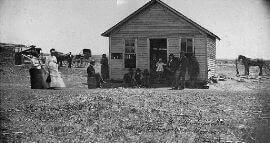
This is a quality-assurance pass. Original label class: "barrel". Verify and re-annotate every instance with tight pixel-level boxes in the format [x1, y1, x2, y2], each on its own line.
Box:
[29, 68, 44, 89]
[87, 76, 96, 89]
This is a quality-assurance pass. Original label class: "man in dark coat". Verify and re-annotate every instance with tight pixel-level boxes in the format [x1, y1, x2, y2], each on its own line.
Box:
[100, 54, 109, 80]
[188, 54, 200, 88]
[175, 51, 188, 90]
[167, 54, 180, 87]
[87, 60, 103, 88]
[67, 52, 73, 68]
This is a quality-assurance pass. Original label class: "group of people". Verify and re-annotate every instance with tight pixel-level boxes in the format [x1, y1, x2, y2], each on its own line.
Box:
[165, 51, 199, 90]
[23, 48, 66, 89]
[123, 68, 151, 88]
[26, 48, 198, 90]
[121, 51, 199, 90]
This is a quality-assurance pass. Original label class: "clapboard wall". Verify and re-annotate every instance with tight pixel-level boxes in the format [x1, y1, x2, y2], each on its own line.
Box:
[108, 2, 211, 81]
[207, 37, 216, 78]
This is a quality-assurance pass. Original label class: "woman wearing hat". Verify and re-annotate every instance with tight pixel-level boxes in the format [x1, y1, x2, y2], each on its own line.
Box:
[100, 54, 109, 80]
[22, 51, 48, 89]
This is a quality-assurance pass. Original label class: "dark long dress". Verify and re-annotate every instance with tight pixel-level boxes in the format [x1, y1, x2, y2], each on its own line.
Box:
[28, 56, 48, 89]
[29, 68, 47, 89]
[100, 57, 109, 80]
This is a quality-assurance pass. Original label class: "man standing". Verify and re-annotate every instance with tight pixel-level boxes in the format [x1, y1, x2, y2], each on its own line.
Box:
[176, 51, 188, 90]
[67, 52, 73, 68]
[167, 54, 179, 88]
[188, 54, 199, 88]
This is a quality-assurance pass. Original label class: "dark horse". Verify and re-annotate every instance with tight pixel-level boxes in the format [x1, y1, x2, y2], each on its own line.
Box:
[236, 55, 265, 76]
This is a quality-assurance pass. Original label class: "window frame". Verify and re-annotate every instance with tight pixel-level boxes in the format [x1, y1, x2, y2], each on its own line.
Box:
[180, 37, 194, 54]
[123, 38, 137, 69]
[111, 53, 123, 60]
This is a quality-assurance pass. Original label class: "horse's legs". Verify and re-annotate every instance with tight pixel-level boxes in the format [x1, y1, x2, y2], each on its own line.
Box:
[245, 65, 249, 75]
[259, 66, 263, 76]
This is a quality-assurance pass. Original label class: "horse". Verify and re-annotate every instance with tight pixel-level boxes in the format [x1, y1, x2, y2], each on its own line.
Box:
[236, 55, 266, 76]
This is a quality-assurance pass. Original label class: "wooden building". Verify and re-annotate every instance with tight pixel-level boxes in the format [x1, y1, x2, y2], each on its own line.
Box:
[101, 0, 220, 81]
[0, 43, 27, 65]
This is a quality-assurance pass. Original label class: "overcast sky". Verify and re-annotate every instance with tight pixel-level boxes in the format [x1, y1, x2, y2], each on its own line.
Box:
[0, 0, 269, 59]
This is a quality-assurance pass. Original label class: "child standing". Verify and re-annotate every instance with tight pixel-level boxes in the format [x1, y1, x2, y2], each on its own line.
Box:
[156, 58, 166, 83]
[134, 68, 142, 87]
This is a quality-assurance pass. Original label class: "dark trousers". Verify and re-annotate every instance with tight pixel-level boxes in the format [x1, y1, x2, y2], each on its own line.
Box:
[68, 61, 72, 68]
[173, 70, 186, 89]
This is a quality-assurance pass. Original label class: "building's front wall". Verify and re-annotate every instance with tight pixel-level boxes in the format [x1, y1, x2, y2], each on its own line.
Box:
[109, 3, 209, 81]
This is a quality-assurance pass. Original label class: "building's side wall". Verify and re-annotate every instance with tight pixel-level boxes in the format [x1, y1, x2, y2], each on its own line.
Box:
[0, 47, 15, 65]
[207, 37, 216, 78]
[109, 2, 208, 81]
[194, 35, 208, 81]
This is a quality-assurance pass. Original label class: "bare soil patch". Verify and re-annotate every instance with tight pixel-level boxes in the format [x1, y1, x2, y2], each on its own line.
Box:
[1, 65, 269, 142]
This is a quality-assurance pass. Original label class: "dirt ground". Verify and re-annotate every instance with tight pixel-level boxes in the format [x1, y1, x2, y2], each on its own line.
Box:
[0, 64, 270, 143]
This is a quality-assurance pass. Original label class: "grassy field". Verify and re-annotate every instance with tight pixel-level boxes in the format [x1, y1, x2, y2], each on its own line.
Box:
[0, 64, 270, 143]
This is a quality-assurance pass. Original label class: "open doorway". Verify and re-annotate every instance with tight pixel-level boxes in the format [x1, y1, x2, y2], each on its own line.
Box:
[149, 38, 167, 83]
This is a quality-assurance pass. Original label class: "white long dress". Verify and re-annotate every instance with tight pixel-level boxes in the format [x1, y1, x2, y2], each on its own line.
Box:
[45, 55, 65, 88]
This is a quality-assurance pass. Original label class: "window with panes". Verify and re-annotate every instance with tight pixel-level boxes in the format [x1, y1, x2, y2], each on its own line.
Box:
[181, 38, 193, 58]
[124, 38, 136, 68]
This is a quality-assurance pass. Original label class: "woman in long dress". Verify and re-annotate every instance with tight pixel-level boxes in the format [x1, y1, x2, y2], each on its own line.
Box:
[45, 48, 65, 89]
[22, 52, 48, 89]
[100, 54, 109, 80]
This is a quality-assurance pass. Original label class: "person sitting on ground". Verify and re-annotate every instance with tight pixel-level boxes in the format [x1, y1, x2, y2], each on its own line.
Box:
[156, 58, 166, 83]
[87, 60, 104, 88]
[123, 68, 135, 87]
[142, 69, 150, 88]
[134, 68, 142, 87]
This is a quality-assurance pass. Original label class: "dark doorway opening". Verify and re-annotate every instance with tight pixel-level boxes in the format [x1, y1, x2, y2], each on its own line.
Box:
[150, 38, 167, 83]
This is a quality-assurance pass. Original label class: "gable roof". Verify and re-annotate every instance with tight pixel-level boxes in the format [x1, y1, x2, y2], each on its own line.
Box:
[101, 0, 220, 40]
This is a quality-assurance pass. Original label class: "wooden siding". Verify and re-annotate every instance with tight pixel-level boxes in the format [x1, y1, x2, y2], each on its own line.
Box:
[110, 36, 124, 79]
[111, 3, 200, 37]
[167, 37, 180, 58]
[207, 37, 216, 78]
[110, 37, 124, 53]
[137, 37, 149, 70]
[194, 35, 208, 81]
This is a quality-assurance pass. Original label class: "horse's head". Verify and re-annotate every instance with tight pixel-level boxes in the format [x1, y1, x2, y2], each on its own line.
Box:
[238, 55, 246, 61]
